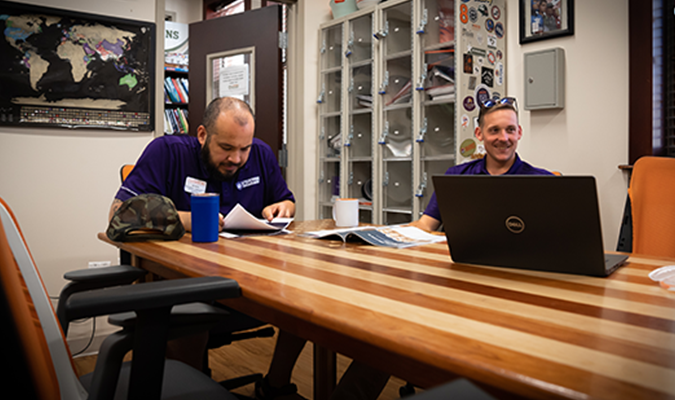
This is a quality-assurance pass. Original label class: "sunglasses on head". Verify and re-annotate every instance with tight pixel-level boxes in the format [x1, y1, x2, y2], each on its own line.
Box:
[479, 97, 518, 112]
[480, 97, 518, 112]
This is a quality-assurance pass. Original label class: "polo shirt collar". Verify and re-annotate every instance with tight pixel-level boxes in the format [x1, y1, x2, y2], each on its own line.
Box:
[478, 153, 523, 175]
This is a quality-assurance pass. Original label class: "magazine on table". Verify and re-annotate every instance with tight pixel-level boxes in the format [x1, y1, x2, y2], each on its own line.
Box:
[219, 204, 292, 238]
[300, 225, 446, 249]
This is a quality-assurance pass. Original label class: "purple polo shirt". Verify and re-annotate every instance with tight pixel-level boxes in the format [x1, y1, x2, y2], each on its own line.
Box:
[115, 135, 294, 218]
[423, 154, 553, 221]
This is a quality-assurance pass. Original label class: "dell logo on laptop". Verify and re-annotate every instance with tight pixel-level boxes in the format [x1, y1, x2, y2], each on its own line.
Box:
[505, 216, 525, 234]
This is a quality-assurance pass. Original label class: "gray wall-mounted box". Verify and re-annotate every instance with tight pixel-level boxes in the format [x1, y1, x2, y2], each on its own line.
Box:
[524, 48, 565, 110]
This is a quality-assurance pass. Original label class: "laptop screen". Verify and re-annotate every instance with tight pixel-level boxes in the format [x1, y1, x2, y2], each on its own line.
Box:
[432, 175, 622, 277]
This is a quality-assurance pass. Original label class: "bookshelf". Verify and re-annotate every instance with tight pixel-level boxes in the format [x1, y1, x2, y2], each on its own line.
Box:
[164, 65, 190, 135]
[316, 0, 507, 224]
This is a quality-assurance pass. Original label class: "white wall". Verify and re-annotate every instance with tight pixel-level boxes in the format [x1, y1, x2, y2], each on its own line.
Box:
[165, 0, 202, 24]
[0, 0, 159, 353]
[292, 0, 630, 250]
[286, 1, 333, 221]
[506, 0, 630, 250]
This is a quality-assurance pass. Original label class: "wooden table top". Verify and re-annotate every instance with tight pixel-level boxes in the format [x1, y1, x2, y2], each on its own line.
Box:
[99, 220, 675, 400]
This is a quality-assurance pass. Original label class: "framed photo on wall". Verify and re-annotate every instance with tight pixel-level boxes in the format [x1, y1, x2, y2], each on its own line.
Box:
[0, 1, 155, 131]
[520, 0, 574, 44]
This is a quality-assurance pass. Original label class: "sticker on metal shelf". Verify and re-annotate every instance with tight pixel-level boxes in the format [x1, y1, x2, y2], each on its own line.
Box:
[485, 19, 494, 33]
[469, 7, 478, 23]
[495, 62, 504, 86]
[481, 67, 494, 88]
[475, 31, 484, 45]
[467, 76, 477, 90]
[491, 5, 501, 20]
[471, 48, 486, 57]
[460, 4, 469, 24]
[487, 51, 495, 65]
[461, 114, 470, 128]
[460, 138, 477, 158]
[495, 22, 504, 39]
[475, 84, 491, 106]
[463, 96, 476, 112]
[487, 34, 497, 48]
[462, 26, 474, 38]
[496, 50, 503, 60]
[478, 4, 488, 17]
[463, 53, 474, 74]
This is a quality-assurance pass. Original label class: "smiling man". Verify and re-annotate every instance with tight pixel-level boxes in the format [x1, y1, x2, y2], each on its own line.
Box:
[109, 96, 294, 231]
[413, 97, 553, 232]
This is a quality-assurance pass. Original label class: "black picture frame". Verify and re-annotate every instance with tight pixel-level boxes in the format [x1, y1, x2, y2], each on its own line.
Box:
[520, 0, 574, 44]
[0, 1, 155, 131]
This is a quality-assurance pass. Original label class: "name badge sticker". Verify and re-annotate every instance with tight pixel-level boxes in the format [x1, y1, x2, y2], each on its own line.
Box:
[236, 176, 261, 190]
[185, 177, 207, 194]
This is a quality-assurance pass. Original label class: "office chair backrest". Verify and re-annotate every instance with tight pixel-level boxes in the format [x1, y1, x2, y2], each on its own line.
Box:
[0, 198, 87, 400]
[628, 156, 675, 258]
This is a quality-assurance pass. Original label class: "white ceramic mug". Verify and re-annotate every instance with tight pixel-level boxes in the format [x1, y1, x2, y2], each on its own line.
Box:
[333, 198, 359, 227]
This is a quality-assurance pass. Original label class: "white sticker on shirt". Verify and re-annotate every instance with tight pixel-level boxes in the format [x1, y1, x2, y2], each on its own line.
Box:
[184, 177, 207, 194]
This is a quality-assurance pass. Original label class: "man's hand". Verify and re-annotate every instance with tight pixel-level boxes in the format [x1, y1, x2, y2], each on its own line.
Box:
[262, 200, 295, 221]
[409, 215, 441, 233]
[177, 211, 192, 232]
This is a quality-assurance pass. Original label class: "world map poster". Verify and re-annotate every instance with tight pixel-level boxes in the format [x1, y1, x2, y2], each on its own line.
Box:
[0, 1, 155, 131]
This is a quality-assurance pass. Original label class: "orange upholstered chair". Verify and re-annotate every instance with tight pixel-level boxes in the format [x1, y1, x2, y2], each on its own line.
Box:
[0, 196, 241, 399]
[628, 156, 675, 258]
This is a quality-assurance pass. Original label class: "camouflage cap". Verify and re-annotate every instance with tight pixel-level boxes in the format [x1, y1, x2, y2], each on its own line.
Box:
[106, 193, 185, 242]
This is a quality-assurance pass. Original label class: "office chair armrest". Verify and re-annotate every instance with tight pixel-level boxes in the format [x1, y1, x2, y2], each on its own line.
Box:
[108, 303, 234, 340]
[57, 265, 148, 334]
[64, 276, 240, 322]
[64, 264, 147, 284]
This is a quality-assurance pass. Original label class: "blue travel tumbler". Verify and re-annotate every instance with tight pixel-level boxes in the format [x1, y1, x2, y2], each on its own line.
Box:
[191, 193, 220, 242]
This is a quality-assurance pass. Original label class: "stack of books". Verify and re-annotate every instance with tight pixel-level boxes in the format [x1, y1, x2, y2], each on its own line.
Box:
[164, 108, 189, 135]
[164, 76, 189, 104]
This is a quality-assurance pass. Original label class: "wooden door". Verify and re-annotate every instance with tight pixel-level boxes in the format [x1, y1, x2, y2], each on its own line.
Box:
[189, 5, 283, 163]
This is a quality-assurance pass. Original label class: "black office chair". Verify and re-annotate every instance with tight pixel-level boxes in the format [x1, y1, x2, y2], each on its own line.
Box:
[0, 196, 241, 400]
[401, 379, 498, 399]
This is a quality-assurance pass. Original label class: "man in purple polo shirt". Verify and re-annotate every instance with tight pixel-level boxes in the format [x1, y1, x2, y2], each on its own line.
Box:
[109, 96, 294, 229]
[413, 97, 553, 232]
[108, 96, 302, 391]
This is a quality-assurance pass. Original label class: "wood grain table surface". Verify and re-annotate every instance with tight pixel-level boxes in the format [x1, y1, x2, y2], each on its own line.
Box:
[99, 220, 675, 400]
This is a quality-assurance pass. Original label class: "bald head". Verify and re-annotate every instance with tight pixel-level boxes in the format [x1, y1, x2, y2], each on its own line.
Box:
[202, 97, 255, 134]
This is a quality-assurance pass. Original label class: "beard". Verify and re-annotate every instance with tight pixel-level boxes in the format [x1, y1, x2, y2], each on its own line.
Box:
[200, 139, 242, 181]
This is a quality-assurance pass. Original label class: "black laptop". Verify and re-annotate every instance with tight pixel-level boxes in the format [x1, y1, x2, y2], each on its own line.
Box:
[432, 175, 628, 277]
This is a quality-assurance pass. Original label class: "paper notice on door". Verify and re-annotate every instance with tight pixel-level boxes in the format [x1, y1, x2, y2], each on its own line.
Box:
[219, 64, 249, 97]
